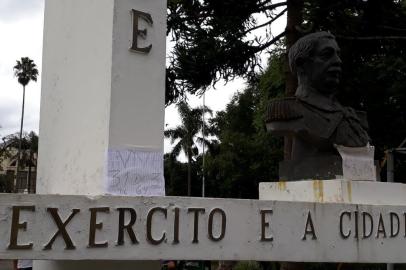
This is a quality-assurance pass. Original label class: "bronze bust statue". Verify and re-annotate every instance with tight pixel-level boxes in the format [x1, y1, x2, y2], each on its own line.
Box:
[266, 32, 370, 180]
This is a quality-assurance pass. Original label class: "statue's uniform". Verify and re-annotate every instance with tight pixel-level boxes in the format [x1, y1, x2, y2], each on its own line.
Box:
[266, 93, 371, 180]
[266, 96, 370, 149]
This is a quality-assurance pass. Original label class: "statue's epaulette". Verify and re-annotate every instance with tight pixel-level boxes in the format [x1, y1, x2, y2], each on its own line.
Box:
[266, 97, 303, 122]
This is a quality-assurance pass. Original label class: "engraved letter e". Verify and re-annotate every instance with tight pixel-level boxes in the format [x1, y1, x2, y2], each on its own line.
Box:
[131, 9, 153, 53]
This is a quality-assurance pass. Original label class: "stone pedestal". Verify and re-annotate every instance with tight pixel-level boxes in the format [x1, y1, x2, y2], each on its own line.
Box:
[259, 180, 406, 205]
[279, 156, 343, 181]
[260, 180, 406, 268]
[36, 0, 165, 269]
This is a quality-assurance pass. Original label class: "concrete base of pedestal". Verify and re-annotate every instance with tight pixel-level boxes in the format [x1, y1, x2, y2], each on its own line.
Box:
[259, 180, 406, 205]
[34, 260, 160, 270]
[260, 180, 402, 269]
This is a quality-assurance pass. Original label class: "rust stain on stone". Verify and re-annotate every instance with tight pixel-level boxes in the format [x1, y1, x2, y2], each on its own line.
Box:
[346, 181, 352, 202]
[313, 180, 324, 202]
[277, 181, 287, 191]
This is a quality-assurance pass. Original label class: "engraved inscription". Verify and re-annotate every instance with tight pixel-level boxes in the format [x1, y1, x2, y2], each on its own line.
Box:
[88, 207, 110, 248]
[260, 209, 273, 242]
[131, 9, 153, 53]
[44, 208, 79, 250]
[8, 206, 35, 250]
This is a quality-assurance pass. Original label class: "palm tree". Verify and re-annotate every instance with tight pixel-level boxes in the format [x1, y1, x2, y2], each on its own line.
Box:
[164, 101, 212, 196]
[13, 57, 38, 190]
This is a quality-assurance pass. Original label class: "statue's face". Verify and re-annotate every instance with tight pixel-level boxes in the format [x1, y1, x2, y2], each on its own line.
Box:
[304, 38, 342, 95]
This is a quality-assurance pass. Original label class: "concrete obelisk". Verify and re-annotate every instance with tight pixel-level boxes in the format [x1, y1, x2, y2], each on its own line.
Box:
[36, 0, 165, 269]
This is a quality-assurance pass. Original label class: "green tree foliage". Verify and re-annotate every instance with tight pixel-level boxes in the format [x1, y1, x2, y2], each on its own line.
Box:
[164, 66, 284, 199]
[234, 261, 262, 270]
[165, 1, 406, 193]
[164, 153, 202, 196]
[1, 132, 38, 192]
[164, 101, 212, 196]
[0, 128, 13, 193]
[340, 49, 406, 181]
[167, 0, 406, 180]
[166, 0, 289, 103]
[166, 0, 406, 104]
[14, 57, 39, 87]
[2, 132, 38, 169]
[0, 174, 14, 193]
[202, 84, 283, 199]
[164, 154, 187, 196]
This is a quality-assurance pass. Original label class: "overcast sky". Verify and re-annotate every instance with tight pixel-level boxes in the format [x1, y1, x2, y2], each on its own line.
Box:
[0, 0, 285, 156]
[0, 0, 44, 138]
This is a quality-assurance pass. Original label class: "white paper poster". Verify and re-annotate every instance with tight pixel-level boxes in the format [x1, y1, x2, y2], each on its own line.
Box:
[106, 148, 165, 196]
[336, 144, 376, 181]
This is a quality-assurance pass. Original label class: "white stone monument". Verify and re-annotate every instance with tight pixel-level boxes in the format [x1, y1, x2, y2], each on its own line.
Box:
[36, 0, 166, 269]
[3, 191, 406, 263]
[13, 0, 403, 267]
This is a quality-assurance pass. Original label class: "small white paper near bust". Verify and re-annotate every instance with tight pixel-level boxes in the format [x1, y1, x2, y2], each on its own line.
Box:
[335, 144, 376, 181]
[106, 147, 165, 196]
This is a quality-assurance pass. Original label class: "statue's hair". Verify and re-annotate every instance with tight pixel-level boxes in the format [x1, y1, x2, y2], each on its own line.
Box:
[288, 31, 335, 75]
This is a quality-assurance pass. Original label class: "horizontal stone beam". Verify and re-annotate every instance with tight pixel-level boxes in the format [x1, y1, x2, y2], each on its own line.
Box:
[0, 194, 404, 263]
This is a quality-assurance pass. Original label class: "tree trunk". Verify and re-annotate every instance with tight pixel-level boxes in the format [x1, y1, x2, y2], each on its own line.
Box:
[283, 0, 303, 160]
[15, 85, 26, 193]
[187, 149, 192, 196]
[28, 150, 33, 193]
